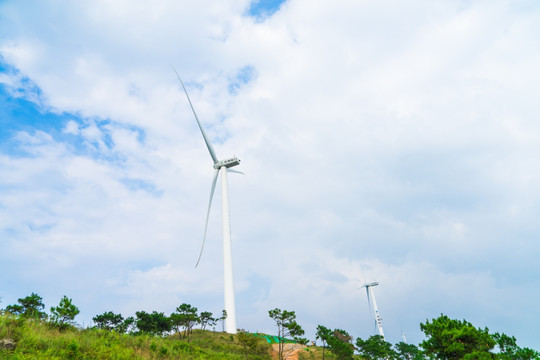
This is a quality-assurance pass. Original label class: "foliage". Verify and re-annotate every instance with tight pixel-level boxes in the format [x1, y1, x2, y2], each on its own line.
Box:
[0, 313, 277, 359]
[325, 329, 354, 360]
[268, 308, 305, 360]
[420, 314, 540, 360]
[236, 329, 272, 360]
[92, 311, 130, 332]
[170, 303, 199, 338]
[297, 347, 331, 360]
[49, 296, 80, 330]
[122, 316, 135, 333]
[200, 311, 215, 331]
[394, 341, 425, 360]
[135, 310, 171, 336]
[316, 325, 333, 360]
[492, 332, 540, 360]
[420, 314, 496, 360]
[4, 293, 47, 320]
[220, 309, 228, 332]
[356, 335, 396, 360]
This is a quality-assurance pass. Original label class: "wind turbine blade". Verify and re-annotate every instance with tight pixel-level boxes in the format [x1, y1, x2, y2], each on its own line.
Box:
[171, 66, 218, 164]
[366, 286, 377, 322]
[195, 168, 220, 268]
[227, 169, 245, 175]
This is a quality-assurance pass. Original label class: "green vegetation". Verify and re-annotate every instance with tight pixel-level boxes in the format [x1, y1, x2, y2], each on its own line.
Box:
[268, 308, 307, 359]
[315, 325, 355, 360]
[0, 314, 272, 359]
[237, 329, 272, 360]
[345, 314, 539, 360]
[5, 293, 47, 320]
[170, 303, 199, 338]
[93, 311, 134, 333]
[1, 293, 538, 359]
[135, 311, 171, 336]
[315, 325, 332, 359]
[419, 314, 539, 360]
[315, 313, 539, 360]
[50, 295, 80, 330]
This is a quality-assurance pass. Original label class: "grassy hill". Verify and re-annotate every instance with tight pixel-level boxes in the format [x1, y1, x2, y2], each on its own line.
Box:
[0, 313, 328, 360]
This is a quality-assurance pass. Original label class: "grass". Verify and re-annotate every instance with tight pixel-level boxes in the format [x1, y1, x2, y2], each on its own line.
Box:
[0, 314, 275, 359]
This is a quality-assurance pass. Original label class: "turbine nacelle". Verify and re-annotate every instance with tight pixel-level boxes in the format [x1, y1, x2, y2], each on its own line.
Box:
[214, 157, 241, 169]
[361, 281, 379, 288]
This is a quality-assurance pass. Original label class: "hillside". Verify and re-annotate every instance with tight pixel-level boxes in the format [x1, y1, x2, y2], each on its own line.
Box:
[0, 314, 327, 360]
[3, 311, 537, 359]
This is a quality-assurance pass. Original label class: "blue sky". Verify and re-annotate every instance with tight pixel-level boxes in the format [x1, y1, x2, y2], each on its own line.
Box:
[248, 0, 285, 19]
[1, 0, 540, 350]
[0, 63, 56, 141]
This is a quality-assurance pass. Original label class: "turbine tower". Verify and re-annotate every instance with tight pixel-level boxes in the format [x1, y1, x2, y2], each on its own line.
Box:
[173, 67, 239, 334]
[361, 281, 385, 340]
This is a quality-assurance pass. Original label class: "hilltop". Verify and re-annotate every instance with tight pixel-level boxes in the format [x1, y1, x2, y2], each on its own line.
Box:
[0, 313, 328, 360]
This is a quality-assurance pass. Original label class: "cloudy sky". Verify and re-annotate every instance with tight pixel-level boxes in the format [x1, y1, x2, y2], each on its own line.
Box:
[1, 0, 539, 349]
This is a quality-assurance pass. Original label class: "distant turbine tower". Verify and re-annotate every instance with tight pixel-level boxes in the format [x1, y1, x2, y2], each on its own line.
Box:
[361, 281, 385, 340]
[173, 67, 240, 334]
[401, 329, 407, 343]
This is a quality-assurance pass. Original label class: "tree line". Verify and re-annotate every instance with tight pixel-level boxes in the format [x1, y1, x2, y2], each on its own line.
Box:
[2, 292, 79, 330]
[2, 292, 538, 360]
[313, 315, 539, 360]
[1, 292, 227, 338]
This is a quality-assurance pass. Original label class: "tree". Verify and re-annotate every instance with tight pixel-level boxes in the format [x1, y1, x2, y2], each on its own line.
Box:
[420, 314, 496, 360]
[268, 308, 305, 360]
[326, 329, 354, 360]
[50, 295, 80, 329]
[356, 335, 396, 360]
[208, 313, 218, 331]
[5, 292, 47, 320]
[220, 309, 228, 332]
[170, 303, 199, 338]
[237, 329, 272, 360]
[492, 332, 540, 360]
[120, 316, 135, 334]
[93, 311, 124, 331]
[316, 325, 333, 360]
[135, 311, 171, 335]
[394, 341, 425, 360]
[199, 311, 214, 331]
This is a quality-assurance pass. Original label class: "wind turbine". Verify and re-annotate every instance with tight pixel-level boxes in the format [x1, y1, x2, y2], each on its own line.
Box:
[173, 67, 240, 334]
[401, 329, 407, 343]
[361, 281, 385, 340]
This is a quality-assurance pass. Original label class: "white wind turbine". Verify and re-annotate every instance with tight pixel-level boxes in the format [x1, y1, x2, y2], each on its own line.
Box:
[361, 281, 385, 340]
[173, 67, 240, 334]
[401, 329, 407, 343]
